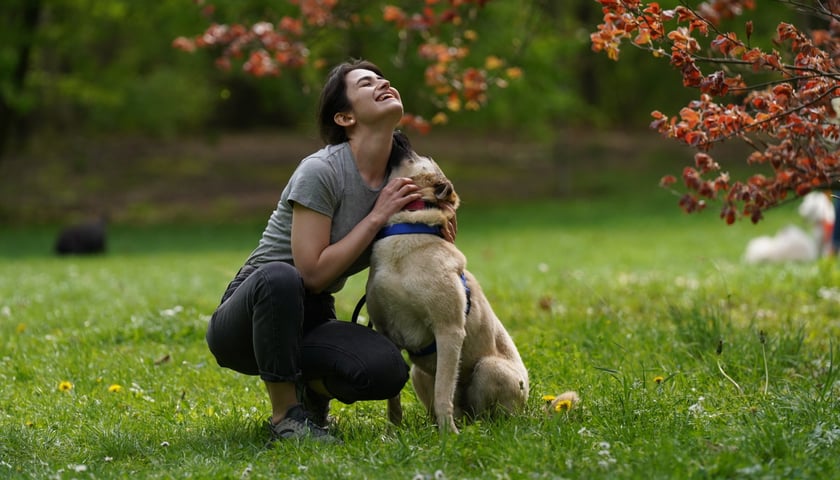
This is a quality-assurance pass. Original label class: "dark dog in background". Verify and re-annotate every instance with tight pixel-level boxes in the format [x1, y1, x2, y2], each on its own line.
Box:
[55, 215, 107, 255]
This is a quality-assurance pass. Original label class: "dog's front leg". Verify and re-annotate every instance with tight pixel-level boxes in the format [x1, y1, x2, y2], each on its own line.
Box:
[433, 326, 466, 434]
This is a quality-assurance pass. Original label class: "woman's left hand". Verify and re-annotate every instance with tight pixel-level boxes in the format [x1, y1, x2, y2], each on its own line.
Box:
[439, 202, 458, 243]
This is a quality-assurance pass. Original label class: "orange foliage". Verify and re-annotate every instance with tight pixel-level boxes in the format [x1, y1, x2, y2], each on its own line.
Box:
[174, 0, 518, 136]
[592, 0, 840, 223]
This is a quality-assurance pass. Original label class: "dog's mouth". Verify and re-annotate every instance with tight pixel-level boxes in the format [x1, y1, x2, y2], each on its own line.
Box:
[403, 199, 435, 211]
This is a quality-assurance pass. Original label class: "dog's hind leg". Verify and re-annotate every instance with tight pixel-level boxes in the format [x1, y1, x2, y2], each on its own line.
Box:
[464, 356, 529, 417]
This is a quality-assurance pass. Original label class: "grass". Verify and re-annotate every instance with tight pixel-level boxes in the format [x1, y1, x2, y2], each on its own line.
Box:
[2, 192, 840, 479]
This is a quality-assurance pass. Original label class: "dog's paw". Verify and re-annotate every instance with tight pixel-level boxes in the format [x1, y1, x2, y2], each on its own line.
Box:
[436, 415, 460, 435]
[542, 390, 580, 415]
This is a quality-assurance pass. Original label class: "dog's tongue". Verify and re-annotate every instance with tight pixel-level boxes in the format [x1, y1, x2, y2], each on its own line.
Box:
[404, 199, 427, 211]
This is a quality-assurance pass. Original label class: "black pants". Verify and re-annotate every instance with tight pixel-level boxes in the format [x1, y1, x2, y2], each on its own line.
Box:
[206, 261, 408, 404]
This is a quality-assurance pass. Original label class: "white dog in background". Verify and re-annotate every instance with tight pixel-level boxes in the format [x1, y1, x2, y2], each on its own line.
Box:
[744, 191, 835, 263]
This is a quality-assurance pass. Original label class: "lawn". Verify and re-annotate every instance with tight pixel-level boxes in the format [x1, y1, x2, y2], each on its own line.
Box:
[2, 188, 840, 478]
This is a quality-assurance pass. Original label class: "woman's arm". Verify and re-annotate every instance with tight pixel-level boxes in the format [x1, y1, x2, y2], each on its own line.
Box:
[291, 176, 420, 293]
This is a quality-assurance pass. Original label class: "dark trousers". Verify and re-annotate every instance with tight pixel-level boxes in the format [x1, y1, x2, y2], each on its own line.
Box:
[206, 261, 408, 404]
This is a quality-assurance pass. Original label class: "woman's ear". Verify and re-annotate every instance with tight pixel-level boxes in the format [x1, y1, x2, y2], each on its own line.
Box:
[334, 112, 355, 127]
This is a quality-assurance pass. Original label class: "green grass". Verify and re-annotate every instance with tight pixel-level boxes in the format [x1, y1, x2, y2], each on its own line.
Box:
[2, 195, 840, 479]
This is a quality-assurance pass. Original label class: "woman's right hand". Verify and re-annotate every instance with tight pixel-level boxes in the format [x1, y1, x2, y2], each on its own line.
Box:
[370, 177, 421, 227]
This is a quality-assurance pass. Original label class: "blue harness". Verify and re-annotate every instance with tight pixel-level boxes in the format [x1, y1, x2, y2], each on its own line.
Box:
[352, 223, 472, 357]
[376, 222, 443, 239]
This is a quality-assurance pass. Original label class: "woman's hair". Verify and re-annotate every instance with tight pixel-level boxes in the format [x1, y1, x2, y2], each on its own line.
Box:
[318, 59, 383, 145]
[318, 59, 412, 169]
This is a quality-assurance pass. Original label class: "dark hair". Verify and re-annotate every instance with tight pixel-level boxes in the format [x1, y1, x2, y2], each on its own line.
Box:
[317, 59, 412, 169]
[388, 130, 413, 169]
[318, 59, 384, 145]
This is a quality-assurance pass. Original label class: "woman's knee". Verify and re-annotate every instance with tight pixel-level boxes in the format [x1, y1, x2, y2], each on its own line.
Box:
[325, 354, 409, 403]
[253, 262, 302, 296]
[302, 321, 409, 402]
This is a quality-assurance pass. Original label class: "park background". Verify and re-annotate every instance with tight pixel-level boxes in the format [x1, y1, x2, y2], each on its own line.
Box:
[0, 0, 797, 227]
[3, 1, 840, 479]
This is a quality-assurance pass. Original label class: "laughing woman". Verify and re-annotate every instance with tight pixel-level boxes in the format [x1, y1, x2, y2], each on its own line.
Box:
[206, 60, 454, 444]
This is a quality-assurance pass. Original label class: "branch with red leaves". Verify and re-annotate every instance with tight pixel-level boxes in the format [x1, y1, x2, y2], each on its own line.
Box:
[173, 0, 520, 135]
[591, 0, 840, 223]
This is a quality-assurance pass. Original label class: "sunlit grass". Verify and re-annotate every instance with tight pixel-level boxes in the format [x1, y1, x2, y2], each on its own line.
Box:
[2, 198, 839, 478]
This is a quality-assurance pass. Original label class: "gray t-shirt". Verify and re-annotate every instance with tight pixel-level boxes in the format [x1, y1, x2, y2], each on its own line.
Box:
[244, 142, 384, 293]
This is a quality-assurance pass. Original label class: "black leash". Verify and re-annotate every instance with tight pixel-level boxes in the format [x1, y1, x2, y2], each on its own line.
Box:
[351, 294, 369, 327]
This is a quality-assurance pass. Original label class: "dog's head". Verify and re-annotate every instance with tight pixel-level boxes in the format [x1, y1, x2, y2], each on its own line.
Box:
[391, 151, 460, 212]
[798, 191, 835, 225]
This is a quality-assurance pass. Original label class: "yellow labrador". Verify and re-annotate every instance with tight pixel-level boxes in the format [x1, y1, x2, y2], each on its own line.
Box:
[365, 152, 529, 433]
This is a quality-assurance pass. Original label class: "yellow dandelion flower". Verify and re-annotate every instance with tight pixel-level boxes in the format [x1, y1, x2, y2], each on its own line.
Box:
[108, 384, 123, 393]
[542, 395, 556, 404]
[16, 323, 26, 334]
[58, 381, 73, 392]
[554, 399, 573, 412]
[653, 376, 665, 384]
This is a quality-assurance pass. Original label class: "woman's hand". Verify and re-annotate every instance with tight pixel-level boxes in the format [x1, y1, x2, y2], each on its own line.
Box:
[439, 202, 458, 243]
[370, 177, 421, 228]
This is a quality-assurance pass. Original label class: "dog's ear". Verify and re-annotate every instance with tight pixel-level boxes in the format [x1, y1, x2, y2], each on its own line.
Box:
[434, 181, 453, 200]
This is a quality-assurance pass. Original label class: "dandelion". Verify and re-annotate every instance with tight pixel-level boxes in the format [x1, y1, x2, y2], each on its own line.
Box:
[653, 375, 664, 384]
[544, 391, 580, 415]
[16, 323, 26, 333]
[58, 381, 73, 392]
[554, 399, 573, 412]
[108, 384, 123, 393]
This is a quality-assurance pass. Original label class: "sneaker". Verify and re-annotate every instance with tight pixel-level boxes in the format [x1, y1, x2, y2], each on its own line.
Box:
[266, 404, 339, 444]
[301, 386, 332, 428]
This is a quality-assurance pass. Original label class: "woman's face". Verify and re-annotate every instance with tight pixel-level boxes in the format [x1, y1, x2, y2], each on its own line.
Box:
[342, 68, 403, 126]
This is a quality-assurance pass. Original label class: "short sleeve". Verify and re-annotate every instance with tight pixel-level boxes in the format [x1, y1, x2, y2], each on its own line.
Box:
[285, 156, 340, 218]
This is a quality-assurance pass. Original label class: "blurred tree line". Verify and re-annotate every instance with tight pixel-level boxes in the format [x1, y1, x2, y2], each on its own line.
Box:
[0, 0, 794, 159]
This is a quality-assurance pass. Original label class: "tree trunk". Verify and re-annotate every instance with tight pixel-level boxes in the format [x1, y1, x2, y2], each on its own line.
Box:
[0, 1, 42, 159]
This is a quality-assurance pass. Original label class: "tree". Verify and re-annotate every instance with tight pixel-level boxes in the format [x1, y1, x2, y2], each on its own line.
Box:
[591, 0, 840, 223]
[173, 0, 522, 135]
[0, 1, 42, 156]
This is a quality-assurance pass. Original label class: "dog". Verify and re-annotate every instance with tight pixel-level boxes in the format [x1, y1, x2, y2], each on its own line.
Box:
[55, 215, 108, 255]
[365, 152, 529, 433]
[744, 191, 835, 263]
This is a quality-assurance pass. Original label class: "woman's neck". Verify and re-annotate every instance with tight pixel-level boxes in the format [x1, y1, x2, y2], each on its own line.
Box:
[349, 128, 393, 188]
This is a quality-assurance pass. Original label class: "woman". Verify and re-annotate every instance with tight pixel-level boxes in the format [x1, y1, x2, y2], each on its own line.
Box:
[206, 59, 455, 444]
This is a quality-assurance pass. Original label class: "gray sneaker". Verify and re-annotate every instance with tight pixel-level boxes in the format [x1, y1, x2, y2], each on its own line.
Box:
[266, 404, 339, 445]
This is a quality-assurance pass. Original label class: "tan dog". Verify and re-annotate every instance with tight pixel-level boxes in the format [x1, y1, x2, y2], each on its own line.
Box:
[365, 152, 529, 433]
